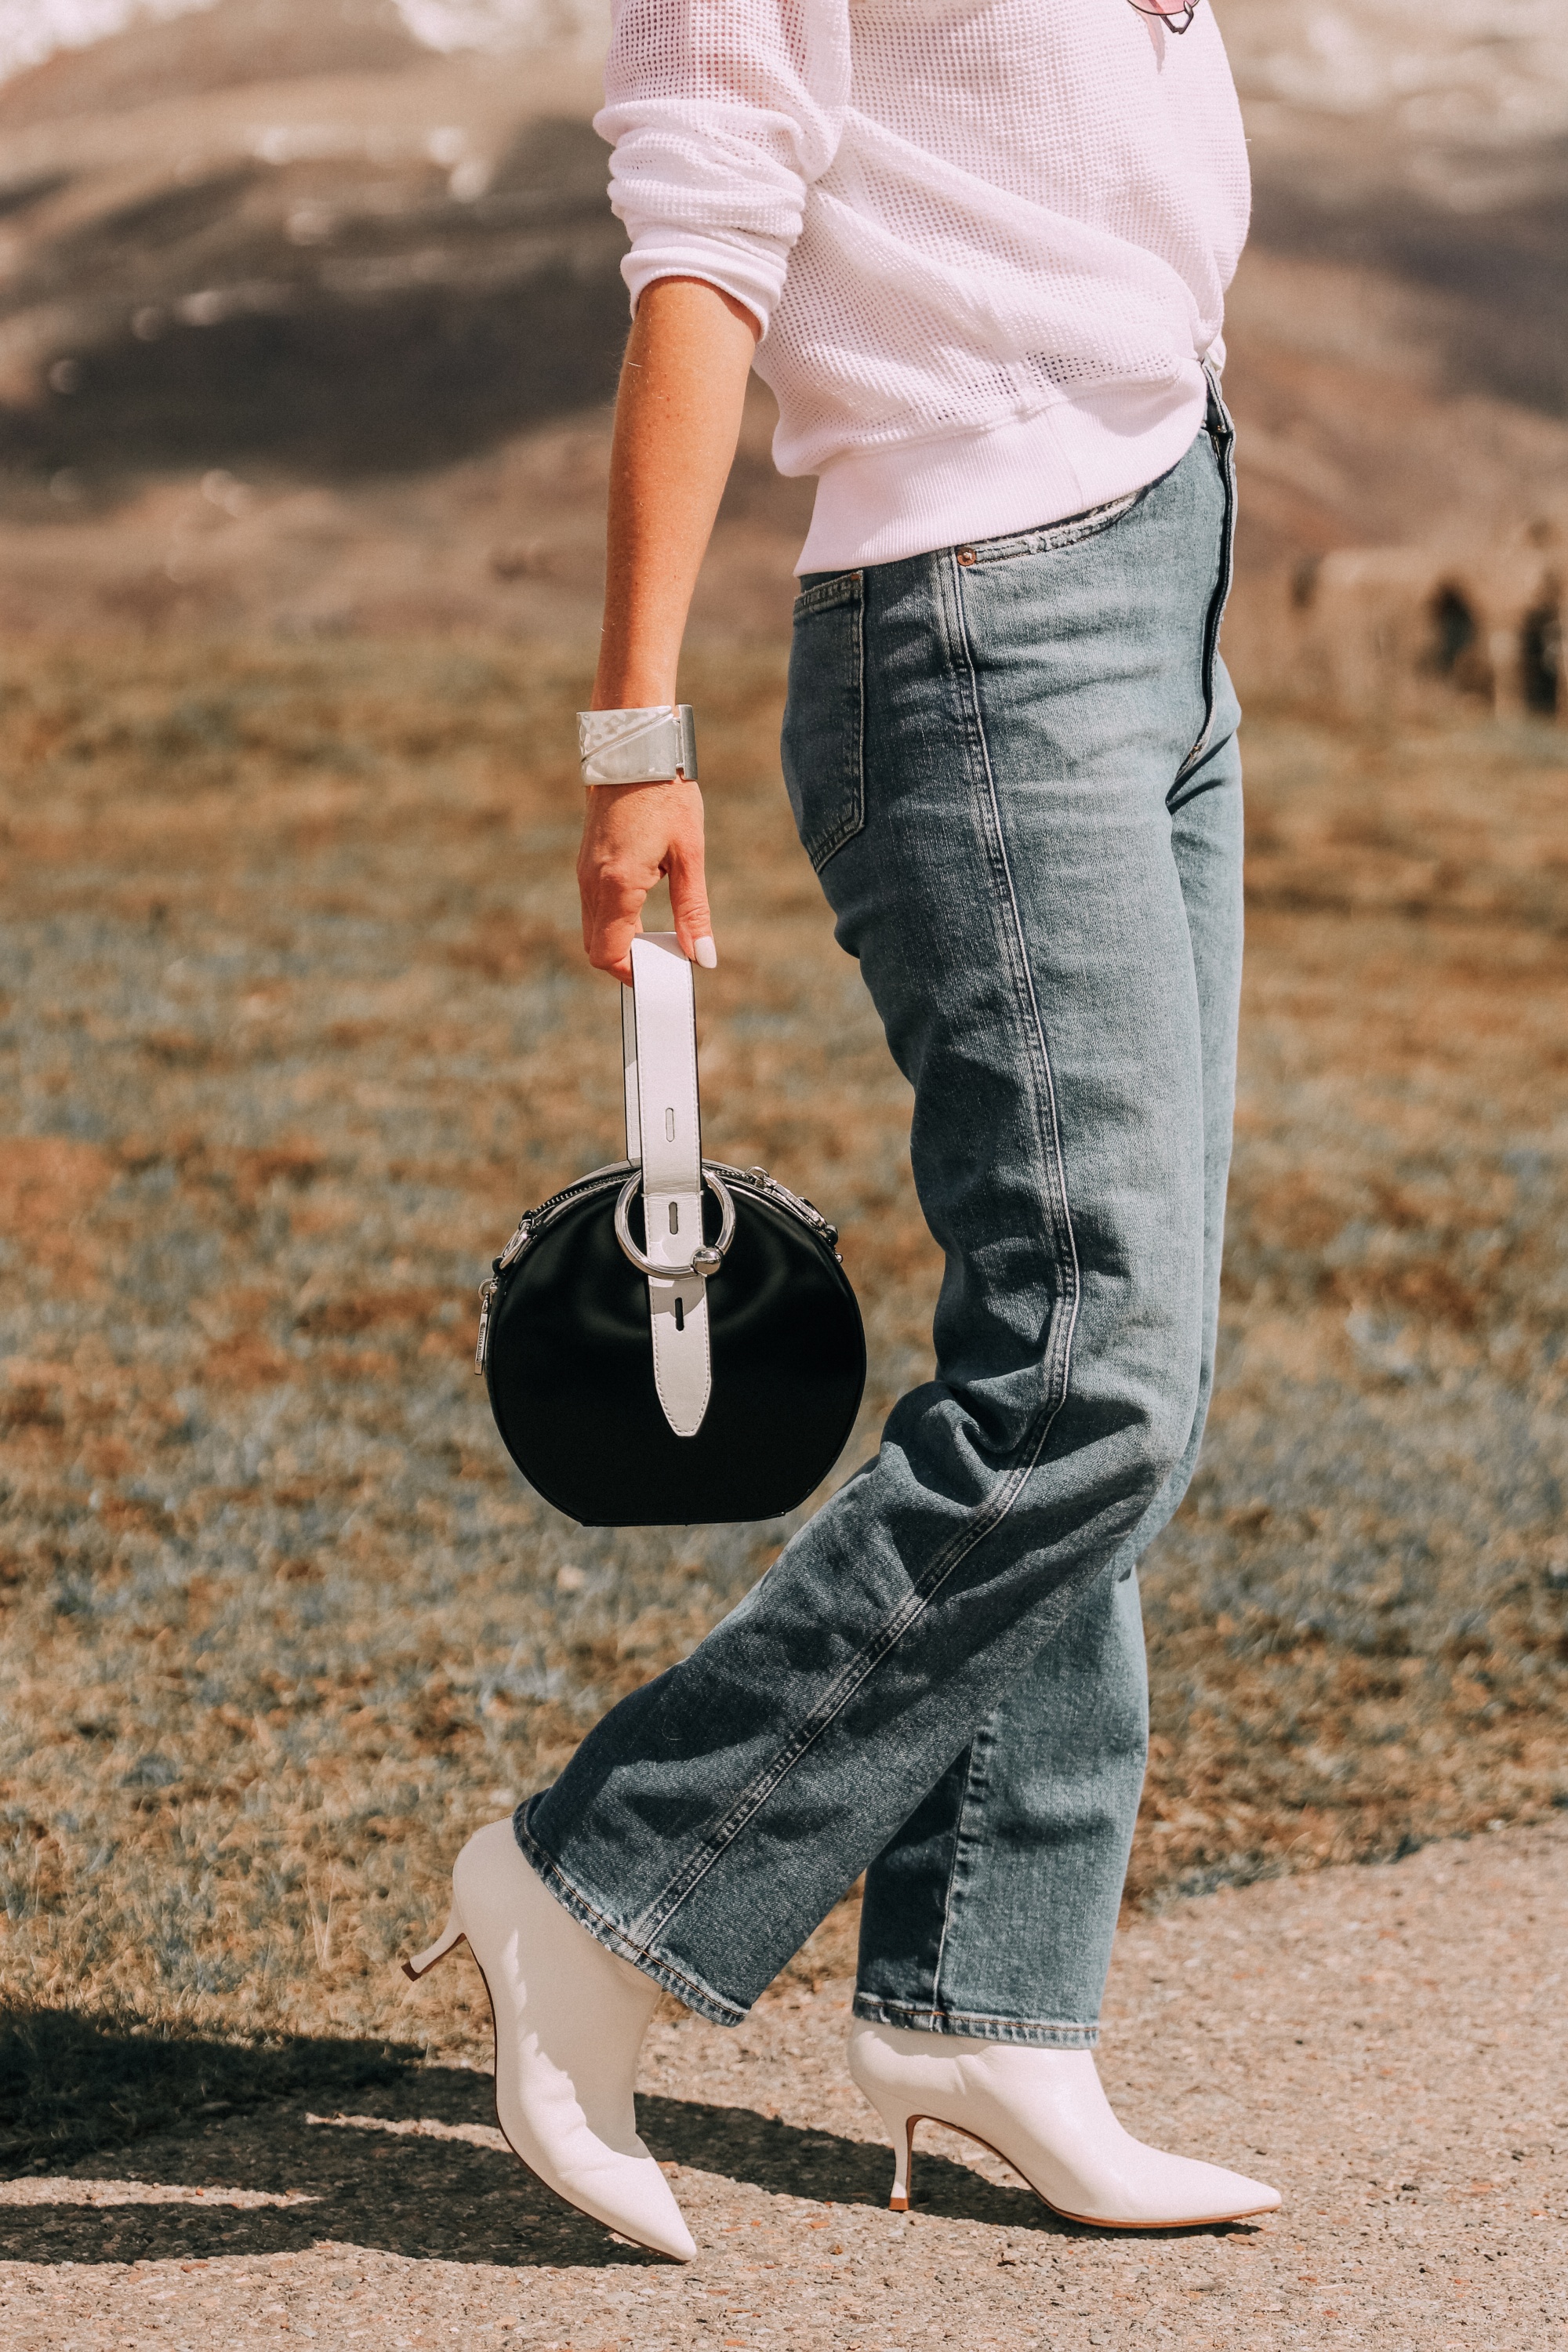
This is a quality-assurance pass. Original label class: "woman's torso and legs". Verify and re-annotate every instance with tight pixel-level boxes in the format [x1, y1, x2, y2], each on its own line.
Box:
[519, 397, 1243, 2047]
[416, 392, 1276, 2239]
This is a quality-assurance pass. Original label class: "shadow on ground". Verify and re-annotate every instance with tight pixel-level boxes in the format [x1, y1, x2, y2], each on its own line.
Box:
[1, 2017, 1263, 2267]
[0, 2005, 419, 2176]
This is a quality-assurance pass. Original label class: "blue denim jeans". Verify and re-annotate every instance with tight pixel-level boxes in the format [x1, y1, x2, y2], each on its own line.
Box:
[520, 394, 1242, 2046]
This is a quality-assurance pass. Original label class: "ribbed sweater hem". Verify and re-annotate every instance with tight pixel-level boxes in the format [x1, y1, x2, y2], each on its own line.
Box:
[794, 365, 1210, 574]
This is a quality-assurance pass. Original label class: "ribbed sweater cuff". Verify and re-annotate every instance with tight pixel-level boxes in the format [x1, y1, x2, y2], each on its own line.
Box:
[621, 231, 788, 335]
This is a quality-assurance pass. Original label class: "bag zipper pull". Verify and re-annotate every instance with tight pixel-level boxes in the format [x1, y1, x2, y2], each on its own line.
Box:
[474, 1278, 498, 1375]
[496, 1214, 532, 1270]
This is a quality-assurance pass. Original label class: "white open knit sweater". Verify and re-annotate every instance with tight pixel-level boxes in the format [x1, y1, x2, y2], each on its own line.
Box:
[597, 0, 1250, 571]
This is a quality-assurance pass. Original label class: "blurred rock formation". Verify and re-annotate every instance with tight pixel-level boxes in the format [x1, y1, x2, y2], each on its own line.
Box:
[0, 0, 621, 470]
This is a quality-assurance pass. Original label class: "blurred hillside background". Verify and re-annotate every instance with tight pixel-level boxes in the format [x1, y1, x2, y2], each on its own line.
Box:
[0, 0, 1565, 2168]
[0, 0, 1564, 684]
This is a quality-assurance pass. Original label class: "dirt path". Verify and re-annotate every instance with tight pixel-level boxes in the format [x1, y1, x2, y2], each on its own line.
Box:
[3, 1820, 1561, 2350]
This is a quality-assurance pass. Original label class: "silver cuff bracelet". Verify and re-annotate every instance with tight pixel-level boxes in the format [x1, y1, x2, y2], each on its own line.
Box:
[578, 705, 699, 786]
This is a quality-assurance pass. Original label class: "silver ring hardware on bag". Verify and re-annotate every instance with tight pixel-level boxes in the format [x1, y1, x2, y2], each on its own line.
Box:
[612, 1168, 736, 1280]
[474, 1159, 838, 1379]
[577, 705, 698, 786]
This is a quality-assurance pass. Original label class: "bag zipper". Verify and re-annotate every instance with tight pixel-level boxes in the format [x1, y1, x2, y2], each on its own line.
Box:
[724, 1162, 839, 1249]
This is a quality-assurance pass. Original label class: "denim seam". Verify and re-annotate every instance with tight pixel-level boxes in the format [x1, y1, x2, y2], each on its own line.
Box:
[852, 1993, 1099, 2046]
[794, 573, 866, 873]
[793, 568, 862, 615]
[961, 486, 1143, 567]
[621, 565, 1085, 1960]
[928, 1715, 994, 2015]
[947, 546, 1083, 1428]
[810, 574, 866, 869]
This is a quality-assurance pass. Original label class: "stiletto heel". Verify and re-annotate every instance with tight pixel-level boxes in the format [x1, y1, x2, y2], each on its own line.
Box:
[865, 2096, 917, 2210]
[890, 2113, 916, 2211]
[401, 1906, 466, 1981]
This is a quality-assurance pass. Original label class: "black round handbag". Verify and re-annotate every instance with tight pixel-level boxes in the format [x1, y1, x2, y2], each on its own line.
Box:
[475, 935, 865, 1526]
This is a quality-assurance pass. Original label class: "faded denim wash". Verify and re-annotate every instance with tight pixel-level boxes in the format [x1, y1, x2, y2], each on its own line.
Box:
[519, 389, 1242, 2045]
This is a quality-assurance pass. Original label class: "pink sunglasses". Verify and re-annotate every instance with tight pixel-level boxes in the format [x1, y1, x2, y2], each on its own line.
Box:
[1126, 0, 1200, 27]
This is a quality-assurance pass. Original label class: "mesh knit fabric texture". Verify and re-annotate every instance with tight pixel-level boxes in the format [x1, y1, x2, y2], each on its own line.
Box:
[597, 0, 1250, 568]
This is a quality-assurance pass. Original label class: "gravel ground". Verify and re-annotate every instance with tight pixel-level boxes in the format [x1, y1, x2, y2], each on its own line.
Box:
[2, 1818, 1562, 2350]
[2, 650, 1564, 2092]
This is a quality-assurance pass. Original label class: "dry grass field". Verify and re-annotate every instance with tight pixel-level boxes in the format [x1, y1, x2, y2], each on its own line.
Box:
[0, 637, 1564, 2174]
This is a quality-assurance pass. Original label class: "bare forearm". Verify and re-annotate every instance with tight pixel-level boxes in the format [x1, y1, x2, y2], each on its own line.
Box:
[592, 277, 760, 710]
[577, 278, 759, 981]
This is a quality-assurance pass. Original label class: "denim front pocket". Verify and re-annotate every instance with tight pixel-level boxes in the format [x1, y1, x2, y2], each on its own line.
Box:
[956, 487, 1144, 571]
[782, 569, 865, 873]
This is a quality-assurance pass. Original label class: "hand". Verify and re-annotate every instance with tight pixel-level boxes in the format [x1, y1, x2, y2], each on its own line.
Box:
[577, 775, 716, 985]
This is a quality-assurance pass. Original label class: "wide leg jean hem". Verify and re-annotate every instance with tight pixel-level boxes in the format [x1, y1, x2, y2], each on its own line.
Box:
[852, 1993, 1099, 2049]
[514, 1797, 749, 2030]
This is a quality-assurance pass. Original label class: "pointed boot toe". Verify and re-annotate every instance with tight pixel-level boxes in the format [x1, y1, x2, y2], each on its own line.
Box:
[1046, 2143, 1283, 2229]
[556, 2147, 697, 2262]
[1131, 2157, 1279, 2227]
[405, 1820, 696, 2262]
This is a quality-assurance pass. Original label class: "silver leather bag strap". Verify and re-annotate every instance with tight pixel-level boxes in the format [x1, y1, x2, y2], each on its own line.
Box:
[622, 934, 711, 1438]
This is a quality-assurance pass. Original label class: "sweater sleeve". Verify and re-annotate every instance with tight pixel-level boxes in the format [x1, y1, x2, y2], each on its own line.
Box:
[593, 0, 851, 336]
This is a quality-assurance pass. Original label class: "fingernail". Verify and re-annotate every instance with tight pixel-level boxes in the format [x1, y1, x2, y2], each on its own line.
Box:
[694, 936, 718, 970]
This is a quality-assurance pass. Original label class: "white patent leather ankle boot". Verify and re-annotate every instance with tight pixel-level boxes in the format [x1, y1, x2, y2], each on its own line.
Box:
[849, 2018, 1279, 2228]
[403, 1819, 695, 2261]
